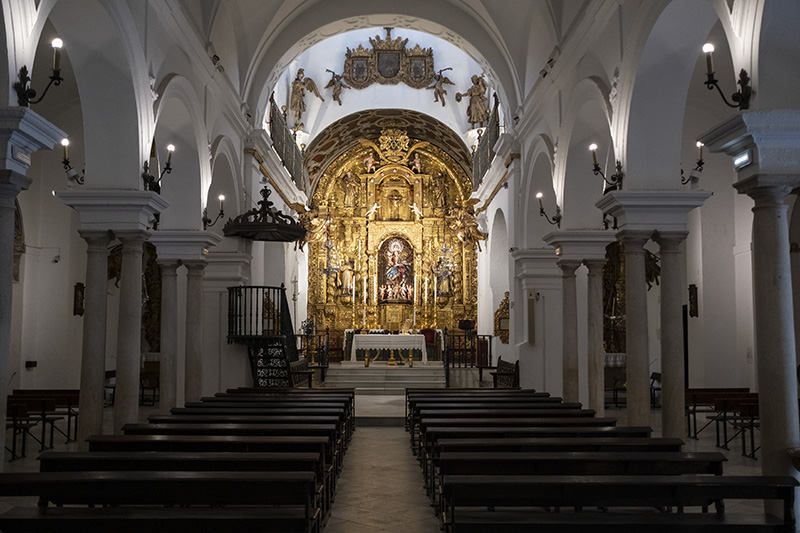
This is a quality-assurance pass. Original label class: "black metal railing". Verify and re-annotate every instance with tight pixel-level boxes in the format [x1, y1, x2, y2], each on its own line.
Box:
[443, 332, 493, 387]
[268, 94, 308, 192]
[471, 93, 500, 187]
[227, 285, 297, 361]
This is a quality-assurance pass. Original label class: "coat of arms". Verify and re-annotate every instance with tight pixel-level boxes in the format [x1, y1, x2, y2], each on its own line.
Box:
[343, 28, 435, 90]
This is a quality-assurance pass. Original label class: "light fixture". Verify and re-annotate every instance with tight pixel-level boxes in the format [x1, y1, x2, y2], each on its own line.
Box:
[681, 141, 705, 186]
[141, 142, 175, 193]
[13, 38, 65, 107]
[536, 192, 562, 228]
[589, 143, 624, 191]
[60, 138, 85, 186]
[701, 42, 751, 110]
[202, 194, 226, 230]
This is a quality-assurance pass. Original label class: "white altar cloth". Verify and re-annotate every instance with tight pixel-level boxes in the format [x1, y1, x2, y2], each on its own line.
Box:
[350, 334, 428, 364]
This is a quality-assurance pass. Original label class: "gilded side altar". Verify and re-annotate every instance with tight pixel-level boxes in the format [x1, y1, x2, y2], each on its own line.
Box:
[305, 128, 483, 333]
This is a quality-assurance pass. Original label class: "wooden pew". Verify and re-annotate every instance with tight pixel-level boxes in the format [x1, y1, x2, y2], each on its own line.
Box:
[0, 471, 320, 533]
[441, 475, 796, 532]
[435, 437, 684, 455]
[685, 388, 749, 439]
[11, 389, 79, 442]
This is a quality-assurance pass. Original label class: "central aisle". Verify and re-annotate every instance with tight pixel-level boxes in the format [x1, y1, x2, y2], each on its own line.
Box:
[323, 427, 439, 533]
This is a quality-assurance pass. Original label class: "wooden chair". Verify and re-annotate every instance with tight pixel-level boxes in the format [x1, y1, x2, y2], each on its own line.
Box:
[491, 357, 519, 389]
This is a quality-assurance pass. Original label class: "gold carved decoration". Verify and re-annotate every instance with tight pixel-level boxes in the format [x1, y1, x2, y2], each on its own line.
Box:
[343, 28, 435, 90]
[305, 128, 481, 335]
[494, 291, 510, 344]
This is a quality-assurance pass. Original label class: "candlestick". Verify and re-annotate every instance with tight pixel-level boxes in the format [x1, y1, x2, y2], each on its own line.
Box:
[60, 138, 69, 161]
[218, 194, 225, 213]
[51, 38, 63, 72]
[702, 43, 715, 77]
[589, 143, 599, 167]
[696, 141, 704, 161]
[166, 144, 175, 166]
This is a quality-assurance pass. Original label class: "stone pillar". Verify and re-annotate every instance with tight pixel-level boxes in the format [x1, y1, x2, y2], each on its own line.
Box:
[737, 180, 800, 510]
[158, 261, 179, 413]
[76, 231, 111, 443]
[558, 260, 581, 402]
[0, 172, 31, 462]
[655, 232, 687, 438]
[113, 232, 147, 433]
[585, 259, 606, 417]
[184, 261, 206, 402]
[619, 231, 651, 427]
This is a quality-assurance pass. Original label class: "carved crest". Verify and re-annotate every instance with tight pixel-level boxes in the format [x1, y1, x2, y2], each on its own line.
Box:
[343, 28, 434, 90]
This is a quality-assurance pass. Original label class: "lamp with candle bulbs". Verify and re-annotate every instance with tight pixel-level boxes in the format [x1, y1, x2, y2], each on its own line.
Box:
[141, 143, 176, 194]
[681, 141, 706, 186]
[536, 192, 562, 228]
[202, 194, 226, 230]
[589, 143, 624, 192]
[14, 38, 65, 107]
[60, 138, 85, 186]
[701, 43, 751, 110]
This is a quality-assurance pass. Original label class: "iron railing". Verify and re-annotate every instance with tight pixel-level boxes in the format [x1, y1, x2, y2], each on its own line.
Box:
[471, 94, 500, 187]
[268, 94, 308, 192]
[227, 285, 298, 361]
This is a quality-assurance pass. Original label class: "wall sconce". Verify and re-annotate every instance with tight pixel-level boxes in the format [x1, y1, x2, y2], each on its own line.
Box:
[681, 141, 705, 186]
[60, 138, 85, 185]
[701, 43, 751, 110]
[589, 143, 624, 191]
[141, 143, 175, 193]
[536, 192, 561, 228]
[202, 194, 225, 230]
[13, 38, 65, 107]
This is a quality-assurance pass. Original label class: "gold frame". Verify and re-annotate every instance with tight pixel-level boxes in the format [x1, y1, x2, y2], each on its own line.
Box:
[494, 291, 510, 344]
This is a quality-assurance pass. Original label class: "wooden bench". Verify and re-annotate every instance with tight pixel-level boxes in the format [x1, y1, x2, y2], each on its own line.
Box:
[685, 388, 750, 439]
[441, 475, 796, 532]
[0, 471, 320, 533]
[11, 389, 79, 442]
[6, 397, 63, 452]
[491, 357, 520, 388]
[435, 437, 685, 455]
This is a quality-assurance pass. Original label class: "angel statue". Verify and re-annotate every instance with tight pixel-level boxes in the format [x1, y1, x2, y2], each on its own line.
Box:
[324, 69, 350, 106]
[456, 74, 490, 128]
[289, 68, 324, 125]
[295, 210, 330, 250]
[409, 203, 424, 221]
[427, 68, 454, 107]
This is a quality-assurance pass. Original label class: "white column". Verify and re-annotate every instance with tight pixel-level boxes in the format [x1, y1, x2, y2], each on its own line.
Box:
[76, 231, 110, 443]
[0, 171, 30, 465]
[184, 261, 206, 402]
[113, 231, 147, 433]
[158, 261, 179, 413]
[619, 231, 651, 427]
[559, 260, 580, 402]
[585, 259, 605, 417]
[738, 182, 800, 513]
[656, 232, 687, 438]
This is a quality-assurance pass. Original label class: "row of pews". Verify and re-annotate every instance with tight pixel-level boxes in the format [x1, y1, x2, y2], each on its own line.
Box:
[0, 387, 355, 533]
[405, 387, 797, 532]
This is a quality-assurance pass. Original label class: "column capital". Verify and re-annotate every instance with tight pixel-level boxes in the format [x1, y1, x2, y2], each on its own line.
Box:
[653, 230, 689, 252]
[557, 259, 581, 276]
[115, 229, 150, 246]
[543, 229, 616, 263]
[583, 259, 607, 274]
[59, 189, 169, 233]
[158, 261, 180, 275]
[183, 260, 207, 274]
[78, 230, 112, 250]
[617, 229, 651, 253]
[596, 190, 711, 234]
[150, 229, 223, 264]
[0, 170, 31, 203]
[0, 107, 65, 175]
[733, 175, 800, 204]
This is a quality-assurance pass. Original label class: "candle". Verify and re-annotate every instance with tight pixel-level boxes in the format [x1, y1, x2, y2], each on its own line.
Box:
[218, 194, 225, 213]
[535, 192, 544, 212]
[589, 143, 599, 167]
[352, 274, 356, 301]
[433, 275, 438, 304]
[51, 38, 63, 72]
[696, 141, 704, 162]
[702, 43, 715, 77]
[424, 276, 429, 306]
[60, 138, 69, 162]
[373, 274, 377, 304]
[363, 275, 367, 304]
[166, 144, 175, 165]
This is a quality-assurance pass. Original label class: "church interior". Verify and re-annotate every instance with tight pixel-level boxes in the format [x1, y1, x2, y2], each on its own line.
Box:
[1, 0, 800, 531]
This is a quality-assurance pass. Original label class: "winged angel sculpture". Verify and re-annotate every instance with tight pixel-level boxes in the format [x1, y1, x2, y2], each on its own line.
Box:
[290, 68, 324, 125]
[428, 68, 454, 107]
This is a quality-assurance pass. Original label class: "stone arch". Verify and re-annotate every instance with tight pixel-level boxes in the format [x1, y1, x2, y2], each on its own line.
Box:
[522, 136, 557, 248]
[240, 0, 522, 128]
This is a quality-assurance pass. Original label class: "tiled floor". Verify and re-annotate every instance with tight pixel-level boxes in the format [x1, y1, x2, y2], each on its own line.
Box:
[1, 399, 766, 530]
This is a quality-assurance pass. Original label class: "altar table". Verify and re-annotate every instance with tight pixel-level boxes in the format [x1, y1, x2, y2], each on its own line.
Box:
[350, 334, 428, 364]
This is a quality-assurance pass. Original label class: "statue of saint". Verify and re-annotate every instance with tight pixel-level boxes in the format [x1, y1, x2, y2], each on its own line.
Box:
[289, 68, 324, 125]
[456, 75, 490, 128]
[342, 171, 360, 207]
[431, 176, 447, 209]
[364, 152, 377, 173]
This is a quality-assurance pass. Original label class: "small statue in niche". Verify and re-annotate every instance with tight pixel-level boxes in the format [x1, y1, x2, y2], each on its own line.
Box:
[387, 189, 403, 220]
[427, 68, 454, 107]
[342, 171, 361, 207]
[456, 74, 490, 128]
[325, 69, 350, 106]
[410, 152, 423, 173]
[431, 175, 447, 209]
[364, 152, 377, 173]
[289, 68, 324, 125]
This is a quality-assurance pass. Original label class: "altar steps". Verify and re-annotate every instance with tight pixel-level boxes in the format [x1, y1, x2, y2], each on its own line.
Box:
[323, 365, 446, 395]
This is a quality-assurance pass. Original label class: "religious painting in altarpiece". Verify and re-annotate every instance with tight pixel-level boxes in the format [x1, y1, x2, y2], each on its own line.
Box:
[305, 128, 482, 335]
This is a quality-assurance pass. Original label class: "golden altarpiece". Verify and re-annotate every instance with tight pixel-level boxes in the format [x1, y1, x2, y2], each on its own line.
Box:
[304, 128, 484, 334]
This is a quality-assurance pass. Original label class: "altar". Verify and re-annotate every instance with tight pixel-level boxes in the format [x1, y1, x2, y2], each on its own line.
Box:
[350, 333, 428, 364]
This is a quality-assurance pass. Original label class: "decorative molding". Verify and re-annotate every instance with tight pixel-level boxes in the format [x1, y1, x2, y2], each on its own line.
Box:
[542, 230, 617, 262]
[595, 190, 712, 234]
[149, 230, 223, 263]
[58, 190, 169, 233]
[343, 27, 435, 90]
